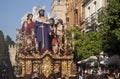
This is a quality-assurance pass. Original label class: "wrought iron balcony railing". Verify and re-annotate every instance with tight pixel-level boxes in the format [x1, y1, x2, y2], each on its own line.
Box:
[91, 12, 98, 22]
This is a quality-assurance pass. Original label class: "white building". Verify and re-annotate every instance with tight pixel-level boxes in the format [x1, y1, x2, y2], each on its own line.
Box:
[82, 0, 107, 32]
[51, 0, 67, 25]
[9, 45, 17, 67]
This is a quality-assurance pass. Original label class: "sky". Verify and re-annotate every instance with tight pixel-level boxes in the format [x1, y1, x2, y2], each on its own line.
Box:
[0, 0, 52, 42]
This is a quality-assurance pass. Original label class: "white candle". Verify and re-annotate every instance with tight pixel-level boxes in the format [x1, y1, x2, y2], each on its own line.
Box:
[72, 32, 75, 38]
[65, 38, 67, 45]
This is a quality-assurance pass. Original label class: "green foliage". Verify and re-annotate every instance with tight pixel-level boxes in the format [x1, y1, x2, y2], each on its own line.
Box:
[6, 35, 15, 46]
[67, 27, 102, 60]
[0, 30, 6, 54]
[5, 35, 15, 50]
[67, 0, 120, 60]
[78, 31, 102, 59]
[0, 30, 15, 62]
[99, 0, 120, 55]
[0, 30, 15, 79]
[0, 30, 6, 63]
[107, 0, 120, 30]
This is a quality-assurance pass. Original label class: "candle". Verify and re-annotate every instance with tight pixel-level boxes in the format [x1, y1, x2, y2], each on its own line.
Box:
[65, 38, 67, 45]
[72, 32, 75, 38]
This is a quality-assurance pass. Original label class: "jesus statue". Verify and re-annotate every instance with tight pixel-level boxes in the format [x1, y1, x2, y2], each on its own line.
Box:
[34, 8, 51, 52]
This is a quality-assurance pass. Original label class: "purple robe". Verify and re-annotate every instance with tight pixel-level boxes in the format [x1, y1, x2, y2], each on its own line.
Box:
[34, 21, 51, 51]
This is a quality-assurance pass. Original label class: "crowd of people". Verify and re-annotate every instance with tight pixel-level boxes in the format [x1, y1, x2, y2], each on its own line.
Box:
[0, 62, 8, 79]
[77, 64, 120, 79]
[24, 65, 120, 79]
[16, 8, 73, 55]
[23, 64, 120, 79]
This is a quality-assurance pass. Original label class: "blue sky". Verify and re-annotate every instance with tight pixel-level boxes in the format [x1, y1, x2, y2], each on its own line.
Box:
[0, 0, 52, 42]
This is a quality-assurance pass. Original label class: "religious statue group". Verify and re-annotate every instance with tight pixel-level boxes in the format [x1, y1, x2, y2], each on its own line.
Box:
[16, 7, 74, 55]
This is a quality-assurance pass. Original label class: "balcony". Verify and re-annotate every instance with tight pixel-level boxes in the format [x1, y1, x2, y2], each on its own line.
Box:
[84, 12, 99, 32]
[83, 8, 105, 32]
[91, 12, 98, 22]
[85, 23, 98, 33]
[85, 12, 98, 24]
[85, 17, 91, 32]
[85, 17, 91, 24]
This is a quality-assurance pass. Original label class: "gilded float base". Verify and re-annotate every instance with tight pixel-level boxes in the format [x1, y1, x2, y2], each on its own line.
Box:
[15, 50, 76, 78]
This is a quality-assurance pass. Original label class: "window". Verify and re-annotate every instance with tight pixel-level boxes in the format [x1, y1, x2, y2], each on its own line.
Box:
[94, 1, 96, 5]
[66, 17, 69, 22]
[94, 1, 97, 12]
[88, 7, 90, 16]
[88, 7, 90, 10]
[57, 0, 60, 5]
[74, 9, 78, 25]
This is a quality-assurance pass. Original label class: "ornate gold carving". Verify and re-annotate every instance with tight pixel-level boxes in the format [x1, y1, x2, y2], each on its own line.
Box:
[25, 60, 32, 74]
[16, 50, 74, 78]
[62, 61, 68, 75]
[54, 63, 60, 73]
[19, 60, 25, 77]
[41, 56, 53, 77]
[33, 64, 39, 73]
[17, 50, 73, 60]
[68, 61, 73, 76]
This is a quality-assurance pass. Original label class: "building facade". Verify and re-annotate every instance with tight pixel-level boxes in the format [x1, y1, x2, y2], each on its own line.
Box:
[9, 45, 16, 67]
[82, 0, 108, 32]
[66, 0, 85, 28]
[51, 0, 67, 25]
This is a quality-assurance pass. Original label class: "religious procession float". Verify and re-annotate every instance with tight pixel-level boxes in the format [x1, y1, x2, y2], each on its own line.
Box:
[15, 6, 76, 79]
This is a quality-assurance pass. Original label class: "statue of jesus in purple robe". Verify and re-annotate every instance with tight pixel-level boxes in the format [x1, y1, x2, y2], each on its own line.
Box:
[34, 8, 51, 52]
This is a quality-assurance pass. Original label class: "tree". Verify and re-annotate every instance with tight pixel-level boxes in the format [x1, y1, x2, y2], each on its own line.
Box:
[67, 27, 102, 60]
[0, 31, 16, 79]
[5, 35, 15, 50]
[0, 30, 6, 55]
[99, 0, 120, 56]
